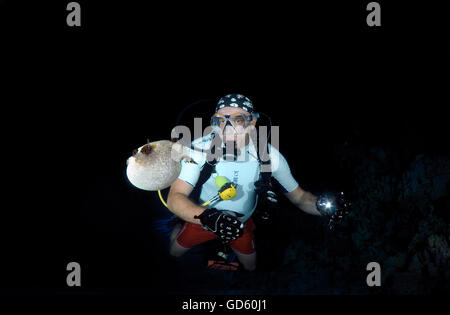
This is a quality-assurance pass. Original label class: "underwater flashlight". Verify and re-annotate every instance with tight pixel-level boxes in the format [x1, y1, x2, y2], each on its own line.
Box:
[316, 195, 337, 215]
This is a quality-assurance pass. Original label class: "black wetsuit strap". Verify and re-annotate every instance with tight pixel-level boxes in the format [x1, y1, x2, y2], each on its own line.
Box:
[190, 144, 218, 203]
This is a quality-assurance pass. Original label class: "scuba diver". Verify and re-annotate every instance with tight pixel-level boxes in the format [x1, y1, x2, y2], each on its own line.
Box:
[165, 93, 349, 271]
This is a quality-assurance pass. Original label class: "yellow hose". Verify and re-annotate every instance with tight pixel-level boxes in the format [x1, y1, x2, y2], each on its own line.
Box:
[158, 190, 168, 208]
[201, 200, 211, 207]
[158, 190, 216, 208]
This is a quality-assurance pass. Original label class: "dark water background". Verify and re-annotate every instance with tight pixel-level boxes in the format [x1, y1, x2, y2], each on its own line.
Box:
[0, 0, 448, 297]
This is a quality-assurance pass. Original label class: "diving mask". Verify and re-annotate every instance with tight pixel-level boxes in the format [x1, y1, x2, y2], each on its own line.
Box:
[210, 112, 259, 135]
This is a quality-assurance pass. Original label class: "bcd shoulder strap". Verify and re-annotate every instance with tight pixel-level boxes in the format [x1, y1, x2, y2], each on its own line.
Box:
[190, 141, 218, 203]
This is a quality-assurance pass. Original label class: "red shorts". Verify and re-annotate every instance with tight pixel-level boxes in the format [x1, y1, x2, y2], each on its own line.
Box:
[176, 217, 256, 255]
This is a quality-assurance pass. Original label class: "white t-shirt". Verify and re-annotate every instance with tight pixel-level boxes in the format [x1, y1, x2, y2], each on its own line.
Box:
[178, 135, 299, 222]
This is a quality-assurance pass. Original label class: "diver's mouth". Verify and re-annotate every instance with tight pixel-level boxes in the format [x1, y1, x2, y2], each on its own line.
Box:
[224, 140, 237, 148]
[223, 134, 238, 141]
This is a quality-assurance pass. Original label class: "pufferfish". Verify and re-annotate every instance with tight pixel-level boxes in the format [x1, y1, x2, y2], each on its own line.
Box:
[126, 140, 195, 191]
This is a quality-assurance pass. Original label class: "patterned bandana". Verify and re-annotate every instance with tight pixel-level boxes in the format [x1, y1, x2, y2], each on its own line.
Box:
[215, 94, 255, 113]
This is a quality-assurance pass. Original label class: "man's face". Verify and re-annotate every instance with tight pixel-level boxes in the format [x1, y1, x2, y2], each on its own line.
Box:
[214, 107, 257, 144]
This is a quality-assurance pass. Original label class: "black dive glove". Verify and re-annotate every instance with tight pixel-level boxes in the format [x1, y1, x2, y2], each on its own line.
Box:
[316, 191, 351, 230]
[194, 208, 244, 243]
[254, 181, 279, 221]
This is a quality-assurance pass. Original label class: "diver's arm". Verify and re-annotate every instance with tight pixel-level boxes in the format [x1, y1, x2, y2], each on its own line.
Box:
[285, 186, 322, 216]
[167, 179, 204, 225]
[269, 147, 321, 216]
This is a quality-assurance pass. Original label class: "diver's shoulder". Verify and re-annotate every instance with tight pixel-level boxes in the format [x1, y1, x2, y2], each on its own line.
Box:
[267, 144, 287, 165]
[180, 134, 214, 166]
[267, 143, 282, 156]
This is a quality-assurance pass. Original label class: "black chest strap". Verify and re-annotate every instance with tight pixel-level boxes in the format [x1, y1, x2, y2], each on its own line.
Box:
[191, 135, 273, 202]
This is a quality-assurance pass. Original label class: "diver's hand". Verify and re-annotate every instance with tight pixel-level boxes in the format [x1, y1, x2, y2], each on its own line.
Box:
[316, 191, 351, 230]
[254, 179, 279, 220]
[195, 208, 244, 243]
[256, 190, 279, 221]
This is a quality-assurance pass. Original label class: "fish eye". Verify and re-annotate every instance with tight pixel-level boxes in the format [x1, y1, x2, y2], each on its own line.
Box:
[141, 144, 152, 155]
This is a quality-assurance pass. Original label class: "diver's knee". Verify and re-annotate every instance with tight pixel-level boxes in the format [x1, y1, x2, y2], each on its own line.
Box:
[169, 241, 189, 257]
[169, 246, 184, 257]
[169, 223, 183, 244]
[169, 251, 184, 258]
[169, 249, 184, 257]
[234, 250, 257, 271]
[242, 257, 257, 271]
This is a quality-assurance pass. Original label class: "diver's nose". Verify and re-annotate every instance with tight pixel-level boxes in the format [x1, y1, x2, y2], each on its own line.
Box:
[223, 120, 236, 135]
